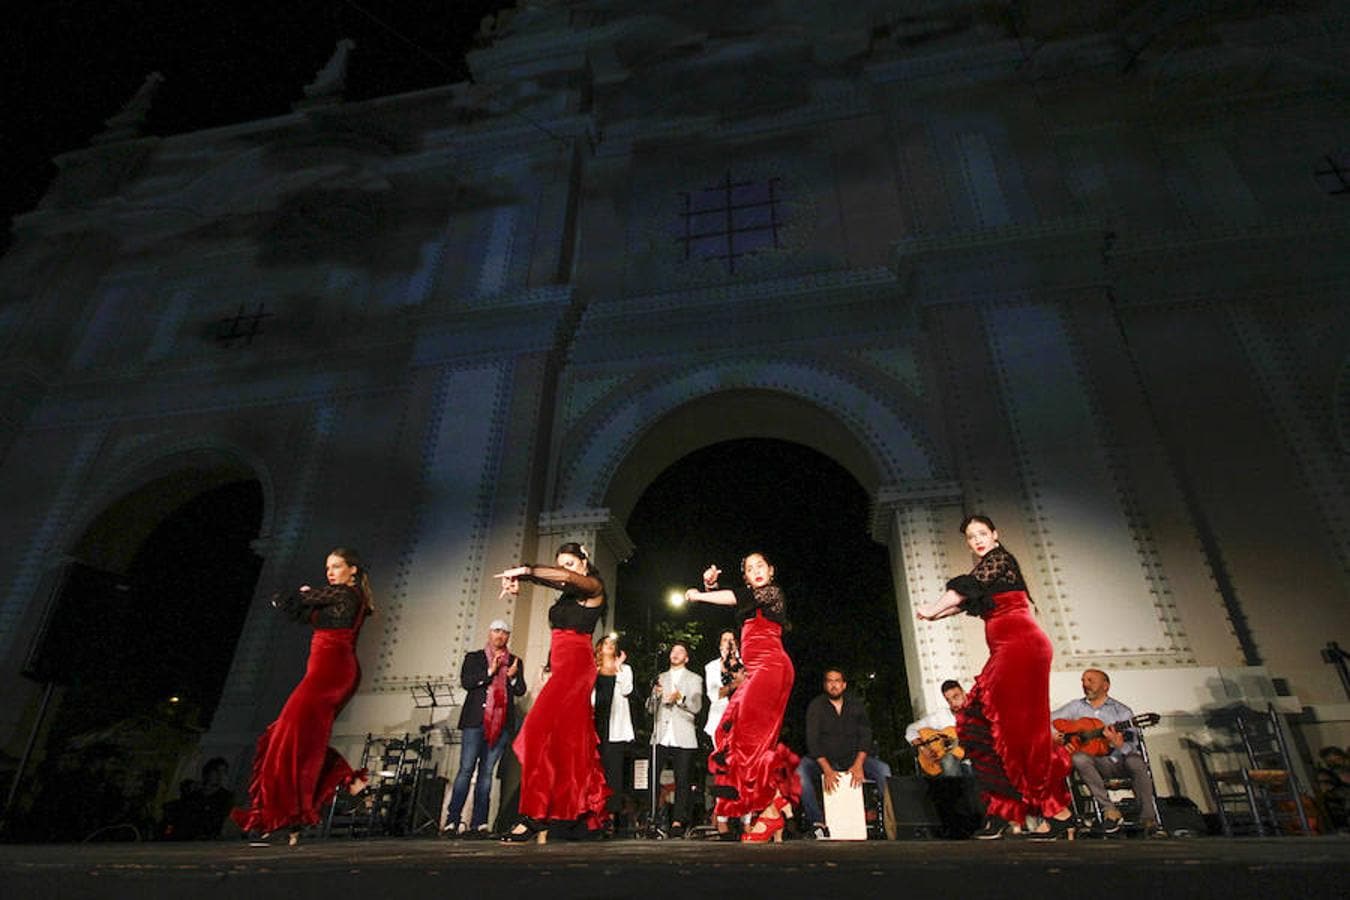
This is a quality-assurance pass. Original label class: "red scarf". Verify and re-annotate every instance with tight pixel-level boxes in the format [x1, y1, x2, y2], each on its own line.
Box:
[482, 646, 511, 746]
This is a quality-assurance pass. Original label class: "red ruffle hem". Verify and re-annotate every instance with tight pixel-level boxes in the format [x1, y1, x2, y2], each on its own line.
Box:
[709, 612, 800, 818]
[231, 627, 363, 834]
[956, 590, 1071, 824]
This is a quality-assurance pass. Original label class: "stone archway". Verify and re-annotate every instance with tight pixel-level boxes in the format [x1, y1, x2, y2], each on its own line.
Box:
[9, 453, 267, 841]
[530, 368, 979, 720]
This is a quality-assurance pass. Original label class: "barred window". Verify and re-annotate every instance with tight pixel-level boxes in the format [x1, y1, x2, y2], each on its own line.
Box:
[677, 172, 783, 274]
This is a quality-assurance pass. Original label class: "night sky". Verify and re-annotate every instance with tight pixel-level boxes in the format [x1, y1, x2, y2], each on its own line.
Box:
[3, 1, 513, 249]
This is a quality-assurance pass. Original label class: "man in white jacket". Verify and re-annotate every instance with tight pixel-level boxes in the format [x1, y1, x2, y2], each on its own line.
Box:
[647, 642, 704, 835]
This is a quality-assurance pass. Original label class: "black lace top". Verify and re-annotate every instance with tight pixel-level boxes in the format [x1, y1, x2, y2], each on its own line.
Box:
[732, 583, 788, 626]
[275, 584, 367, 629]
[521, 565, 607, 634]
[946, 545, 1028, 617]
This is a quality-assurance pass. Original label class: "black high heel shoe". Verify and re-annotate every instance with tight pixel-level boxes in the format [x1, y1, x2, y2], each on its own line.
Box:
[501, 816, 548, 844]
[974, 815, 1014, 840]
[1024, 813, 1076, 841]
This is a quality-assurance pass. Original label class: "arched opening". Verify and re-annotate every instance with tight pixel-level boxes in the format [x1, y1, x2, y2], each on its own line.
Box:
[614, 438, 912, 763]
[17, 469, 264, 840]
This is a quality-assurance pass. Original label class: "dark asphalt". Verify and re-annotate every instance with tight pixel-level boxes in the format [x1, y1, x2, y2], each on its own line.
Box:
[2, 835, 1347, 899]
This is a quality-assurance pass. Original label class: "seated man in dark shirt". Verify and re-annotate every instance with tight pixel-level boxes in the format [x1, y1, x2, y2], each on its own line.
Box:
[797, 668, 891, 838]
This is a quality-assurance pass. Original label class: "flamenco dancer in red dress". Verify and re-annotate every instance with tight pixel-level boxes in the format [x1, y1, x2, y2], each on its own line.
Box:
[916, 516, 1074, 839]
[496, 542, 610, 843]
[685, 552, 800, 842]
[231, 547, 373, 845]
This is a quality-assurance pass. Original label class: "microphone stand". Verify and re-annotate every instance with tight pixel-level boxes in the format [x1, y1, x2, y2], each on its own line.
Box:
[645, 648, 666, 839]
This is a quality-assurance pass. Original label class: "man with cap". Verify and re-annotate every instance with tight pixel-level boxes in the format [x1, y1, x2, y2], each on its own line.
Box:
[445, 619, 527, 837]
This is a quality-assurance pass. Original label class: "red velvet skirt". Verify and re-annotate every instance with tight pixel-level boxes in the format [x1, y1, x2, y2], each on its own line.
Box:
[709, 612, 800, 818]
[512, 629, 610, 825]
[956, 590, 1071, 823]
[231, 627, 361, 834]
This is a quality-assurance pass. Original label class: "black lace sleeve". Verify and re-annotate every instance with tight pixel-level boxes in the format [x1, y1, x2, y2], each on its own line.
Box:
[272, 584, 363, 627]
[735, 584, 787, 626]
[946, 546, 1026, 616]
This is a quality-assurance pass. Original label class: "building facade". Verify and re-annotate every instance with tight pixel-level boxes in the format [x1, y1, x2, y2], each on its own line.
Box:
[1, 1, 1347, 815]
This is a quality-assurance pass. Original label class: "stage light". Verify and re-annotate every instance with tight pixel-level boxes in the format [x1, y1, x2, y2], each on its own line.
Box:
[168, 696, 180, 704]
[667, 590, 686, 608]
[607, 631, 619, 641]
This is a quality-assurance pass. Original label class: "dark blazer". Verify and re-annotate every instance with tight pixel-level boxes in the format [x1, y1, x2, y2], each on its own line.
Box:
[457, 649, 527, 731]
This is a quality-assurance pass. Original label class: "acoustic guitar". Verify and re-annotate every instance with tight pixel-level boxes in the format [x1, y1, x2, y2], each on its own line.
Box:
[1052, 712, 1160, 756]
[914, 726, 964, 776]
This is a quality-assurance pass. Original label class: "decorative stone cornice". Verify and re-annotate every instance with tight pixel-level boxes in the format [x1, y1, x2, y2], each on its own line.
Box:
[591, 266, 897, 319]
[869, 479, 963, 539]
[538, 507, 635, 562]
[895, 217, 1108, 262]
[894, 218, 1110, 302]
[1104, 212, 1350, 260]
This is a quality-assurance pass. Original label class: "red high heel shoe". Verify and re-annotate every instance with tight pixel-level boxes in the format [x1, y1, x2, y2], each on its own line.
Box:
[742, 799, 792, 843]
[741, 814, 787, 843]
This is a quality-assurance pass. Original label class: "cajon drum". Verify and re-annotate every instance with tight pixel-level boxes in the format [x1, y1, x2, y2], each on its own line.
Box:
[821, 777, 867, 840]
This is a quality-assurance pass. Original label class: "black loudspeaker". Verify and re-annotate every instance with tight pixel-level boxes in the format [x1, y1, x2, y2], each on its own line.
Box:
[1157, 795, 1208, 837]
[888, 775, 943, 838]
[408, 772, 447, 833]
[22, 562, 132, 684]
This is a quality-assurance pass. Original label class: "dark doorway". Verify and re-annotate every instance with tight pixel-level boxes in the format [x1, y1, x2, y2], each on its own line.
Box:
[17, 477, 263, 840]
[614, 439, 911, 765]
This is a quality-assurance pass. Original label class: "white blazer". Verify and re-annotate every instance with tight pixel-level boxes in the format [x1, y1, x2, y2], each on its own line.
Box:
[591, 663, 635, 743]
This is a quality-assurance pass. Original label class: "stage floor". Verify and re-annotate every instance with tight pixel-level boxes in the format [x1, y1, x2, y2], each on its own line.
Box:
[3, 835, 1347, 899]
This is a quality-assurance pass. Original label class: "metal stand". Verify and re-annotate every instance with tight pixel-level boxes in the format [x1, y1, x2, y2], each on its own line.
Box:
[409, 683, 453, 834]
[1, 681, 55, 834]
[640, 655, 667, 839]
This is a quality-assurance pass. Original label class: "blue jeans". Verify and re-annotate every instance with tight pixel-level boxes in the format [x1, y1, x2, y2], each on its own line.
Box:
[797, 756, 892, 827]
[447, 726, 510, 828]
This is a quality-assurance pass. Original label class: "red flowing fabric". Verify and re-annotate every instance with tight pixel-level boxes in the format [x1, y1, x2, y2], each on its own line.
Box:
[710, 612, 800, 818]
[956, 589, 1071, 824]
[231, 622, 364, 834]
[513, 629, 610, 826]
[482, 647, 509, 747]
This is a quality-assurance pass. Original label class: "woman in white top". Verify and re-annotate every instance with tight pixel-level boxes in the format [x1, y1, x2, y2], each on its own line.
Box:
[703, 630, 743, 739]
[593, 635, 634, 829]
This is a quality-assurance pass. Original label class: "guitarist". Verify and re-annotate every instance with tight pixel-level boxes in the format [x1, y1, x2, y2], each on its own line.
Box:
[1052, 669, 1161, 836]
[906, 679, 981, 838]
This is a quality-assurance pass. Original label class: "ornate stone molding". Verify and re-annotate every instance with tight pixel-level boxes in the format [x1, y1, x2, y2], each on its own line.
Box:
[869, 479, 963, 541]
[538, 508, 635, 564]
[895, 216, 1108, 264]
[589, 266, 897, 319]
[895, 217, 1111, 301]
[555, 356, 937, 512]
[1105, 212, 1350, 260]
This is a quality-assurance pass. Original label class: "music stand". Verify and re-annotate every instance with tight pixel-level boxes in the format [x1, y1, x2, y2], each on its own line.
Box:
[409, 682, 454, 833]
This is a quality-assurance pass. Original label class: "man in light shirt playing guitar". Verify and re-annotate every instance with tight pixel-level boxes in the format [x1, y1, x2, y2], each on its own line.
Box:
[1052, 668, 1162, 836]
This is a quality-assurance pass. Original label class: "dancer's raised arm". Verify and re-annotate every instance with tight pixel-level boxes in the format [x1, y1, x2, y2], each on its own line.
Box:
[685, 563, 736, 605]
[496, 564, 604, 605]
